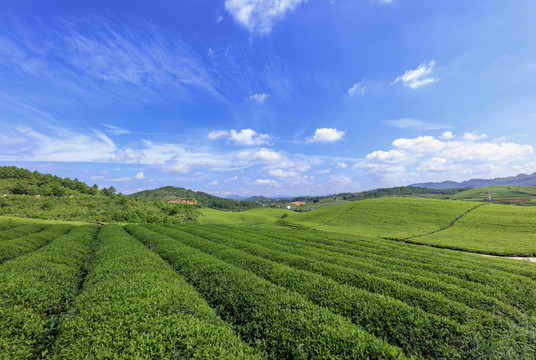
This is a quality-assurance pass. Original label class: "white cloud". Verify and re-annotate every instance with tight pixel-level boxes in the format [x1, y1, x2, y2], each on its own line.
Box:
[225, 0, 306, 34]
[383, 118, 450, 130]
[439, 131, 454, 140]
[237, 148, 283, 163]
[209, 129, 271, 146]
[316, 169, 331, 175]
[249, 93, 269, 103]
[358, 132, 534, 186]
[102, 124, 131, 135]
[0, 126, 117, 163]
[347, 82, 365, 97]
[269, 169, 298, 178]
[251, 178, 279, 187]
[89, 175, 104, 181]
[109, 177, 132, 182]
[395, 60, 438, 89]
[208, 180, 219, 186]
[376, 0, 393, 4]
[230, 129, 271, 145]
[337, 162, 348, 169]
[208, 130, 229, 140]
[134, 172, 145, 180]
[110, 147, 144, 162]
[159, 156, 192, 174]
[462, 132, 488, 141]
[307, 128, 345, 143]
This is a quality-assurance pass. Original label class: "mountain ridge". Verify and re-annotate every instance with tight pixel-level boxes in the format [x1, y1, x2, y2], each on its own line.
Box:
[412, 172, 536, 189]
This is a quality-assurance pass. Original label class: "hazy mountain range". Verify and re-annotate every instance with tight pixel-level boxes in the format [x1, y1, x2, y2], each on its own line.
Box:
[412, 172, 536, 189]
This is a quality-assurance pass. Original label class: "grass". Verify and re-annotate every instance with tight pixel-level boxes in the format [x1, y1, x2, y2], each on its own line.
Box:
[199, 207, 292, 225]
[409, 203, 536, 256]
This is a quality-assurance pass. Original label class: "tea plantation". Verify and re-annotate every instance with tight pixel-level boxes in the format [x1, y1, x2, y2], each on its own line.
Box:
[1, 197, 536, 359]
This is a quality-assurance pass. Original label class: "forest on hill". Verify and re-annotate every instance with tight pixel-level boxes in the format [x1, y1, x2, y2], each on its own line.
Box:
[0, 166, 199, 224]
[289, 186, 470, 204]
[131, 186, 261, 211]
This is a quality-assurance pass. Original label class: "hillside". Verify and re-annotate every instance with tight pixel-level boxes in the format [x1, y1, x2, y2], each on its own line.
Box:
[131, 186, 261, 211]
[413, 172, 536, 189]
[450, 185, 536, 204]
[0, 166, 199, 224]
[277, 197, 478, 238]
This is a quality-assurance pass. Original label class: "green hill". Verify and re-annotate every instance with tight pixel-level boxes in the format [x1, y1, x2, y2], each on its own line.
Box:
[278, 197, 478, 238]
[0, 166, 199, 224]
[131, 186, 261, 211]
[450, 185, 536, 203]
[408, 203, 536, 256]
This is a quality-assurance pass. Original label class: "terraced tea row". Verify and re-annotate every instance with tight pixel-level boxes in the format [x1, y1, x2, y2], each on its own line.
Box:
[0, 225, 97, 358]
[126, 224, 407, 359]
[55, 225, 257, 359]
[157, 224, 536, 359]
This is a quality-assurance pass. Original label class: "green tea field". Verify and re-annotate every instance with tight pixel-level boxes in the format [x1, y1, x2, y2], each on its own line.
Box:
[1, 196, 536, 359]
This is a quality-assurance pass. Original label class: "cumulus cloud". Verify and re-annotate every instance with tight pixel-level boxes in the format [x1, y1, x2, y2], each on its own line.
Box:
[209, 129, 271, 146]
[134, 172, 145, 180]
[358, 132, 534, 186]
[225, 0, 306, 34]
[337, 162, 348, 169]
[109, 147, 144, 162]
[307, 128, 345, 143]
[347, 82, 365, 97]
[251, 178, 279, 187]
[395, 60, 438, 89]
[249, 93, 269, 103]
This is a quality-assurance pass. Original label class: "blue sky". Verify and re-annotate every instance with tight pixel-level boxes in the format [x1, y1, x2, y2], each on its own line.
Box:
[1, 0, 536, 196]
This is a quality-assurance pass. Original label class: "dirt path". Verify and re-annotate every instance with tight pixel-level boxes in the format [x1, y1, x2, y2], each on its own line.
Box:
[480, 254, 536, 263]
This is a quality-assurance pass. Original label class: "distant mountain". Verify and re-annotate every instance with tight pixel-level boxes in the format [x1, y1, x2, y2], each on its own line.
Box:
[131, 186, 261, 211]
[412, 172, 536, 189]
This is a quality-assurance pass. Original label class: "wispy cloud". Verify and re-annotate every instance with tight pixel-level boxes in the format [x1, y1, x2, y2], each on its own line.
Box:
[208, 129, 271, 146]
[225, 0, 306, 34]
[0, 16, 220, 107]
[347, 82, 365, 96]
[395, 60, 438, 89]
[383, 118, 451, 130]
[249, 93, 269, 103]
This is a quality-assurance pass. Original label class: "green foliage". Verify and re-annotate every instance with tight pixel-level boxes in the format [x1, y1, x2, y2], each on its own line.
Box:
[0, 224, 72, 262]
[451, 185, 536, 203]
[148, 224, 490, 359]
[288, 186, 471, 205]
[279, 197, 477, 238]
[53, 225, 259, 359]
[0, 166, 200, 224]
[0, 225, 97, 359]
[131, 185, 261, 211]
[410, 203, 536, 256]
[0, 193, 199, 224]
[126, 224, 408, 359]
[0, 166, 101, 197]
